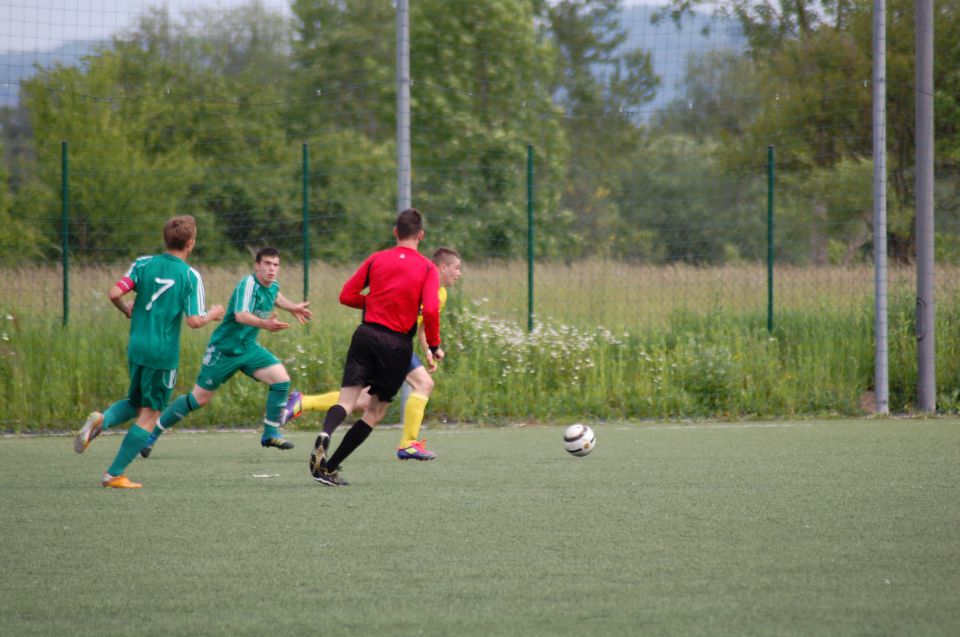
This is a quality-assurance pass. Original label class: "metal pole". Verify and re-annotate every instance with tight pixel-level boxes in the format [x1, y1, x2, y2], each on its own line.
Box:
[873, 0, 889, 414]
[61, 140, 69, 327]
[396, 0, 411, 212]
[767, 145, 774, 332]
[302, 142, 310, 302]
[915, 0, 935, 411]
[527, 144, 535, 333]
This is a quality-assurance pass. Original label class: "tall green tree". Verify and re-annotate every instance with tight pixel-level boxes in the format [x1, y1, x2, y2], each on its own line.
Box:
[660, 0, 960, 263]
[290, 0, 397, 141]
[615, 134, 766, 264]
[23, 55, 201, 260]
[291, 0, 571, 259]
[538, 0, 659, 256]
[114, 6, 299, 255]
[409, 0, 570, 259]
[21, 5, 307, 260]
[0, 141, 46, 264]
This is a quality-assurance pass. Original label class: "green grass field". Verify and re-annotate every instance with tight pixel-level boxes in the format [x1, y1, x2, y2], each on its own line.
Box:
[2, 419, 959, 636]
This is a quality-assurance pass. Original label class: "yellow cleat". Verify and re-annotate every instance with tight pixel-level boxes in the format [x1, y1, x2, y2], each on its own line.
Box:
[74, 412, 104, 454]
[101, 474, 142, 489]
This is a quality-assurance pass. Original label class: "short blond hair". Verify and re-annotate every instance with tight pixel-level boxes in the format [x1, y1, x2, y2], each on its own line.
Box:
[164, 215, 197, 251]
[432, 247, 460, 266]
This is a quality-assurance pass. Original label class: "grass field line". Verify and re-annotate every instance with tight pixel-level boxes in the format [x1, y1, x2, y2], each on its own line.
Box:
[618, 421, 817, 431]
[0, 423, 407, 439]
[4, 417, 949, 441]
[0, 420, 885, 440]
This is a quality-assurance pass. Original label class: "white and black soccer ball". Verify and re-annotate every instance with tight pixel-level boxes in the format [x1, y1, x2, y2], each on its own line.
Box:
[563, 423, 596, 457]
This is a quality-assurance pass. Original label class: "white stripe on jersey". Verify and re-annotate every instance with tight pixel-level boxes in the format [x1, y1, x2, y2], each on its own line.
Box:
[124, 255, 153, 278]
[189, 266, 207, 317]
[239, 275, 255, 313]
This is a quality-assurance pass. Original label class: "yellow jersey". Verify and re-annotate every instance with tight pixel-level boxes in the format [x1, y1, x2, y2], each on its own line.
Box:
[417, 286, 447, 326]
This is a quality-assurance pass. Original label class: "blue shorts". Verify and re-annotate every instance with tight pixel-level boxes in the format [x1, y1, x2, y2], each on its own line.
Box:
[408, 353, 424, 373]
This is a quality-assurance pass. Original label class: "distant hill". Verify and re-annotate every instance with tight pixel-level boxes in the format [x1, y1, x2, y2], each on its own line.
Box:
[0, 41, 103, 106]
[0, 5, 744, 111]
[617, 4, 746, 113]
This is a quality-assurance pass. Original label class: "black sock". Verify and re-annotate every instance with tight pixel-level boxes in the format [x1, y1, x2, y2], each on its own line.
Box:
[326, 420, 372, 469]
[322, 405, 347, 437]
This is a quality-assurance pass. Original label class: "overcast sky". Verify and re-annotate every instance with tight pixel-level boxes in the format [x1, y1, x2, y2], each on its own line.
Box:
[0, 0, 294, 52]
[0, 1, 658, 53]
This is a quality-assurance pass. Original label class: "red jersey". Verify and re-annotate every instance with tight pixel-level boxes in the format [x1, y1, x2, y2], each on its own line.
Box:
[339, 246, 441, 347]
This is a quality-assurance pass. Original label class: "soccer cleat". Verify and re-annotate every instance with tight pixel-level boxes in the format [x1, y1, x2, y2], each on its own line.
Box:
[309, 433, 330, 476]
[74, 412, 104, 454]
[396, 439, 437, 461]
[313, 462, 349, 487]
[261, 437, 295, 450]
[279, 390, 303, 426]
[139, 431, 160, 458]
[101, 474, 142, 489]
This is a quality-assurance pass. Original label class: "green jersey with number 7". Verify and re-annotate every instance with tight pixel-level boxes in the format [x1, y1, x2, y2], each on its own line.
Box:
[122, 253, 206, 369]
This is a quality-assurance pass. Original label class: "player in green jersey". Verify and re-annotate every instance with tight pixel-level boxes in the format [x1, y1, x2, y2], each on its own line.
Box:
[142, 247, 312, 454]
[74, 215, 225, 489]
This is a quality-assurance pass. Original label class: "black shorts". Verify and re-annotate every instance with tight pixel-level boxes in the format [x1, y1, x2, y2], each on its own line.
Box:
[341, 323, 413, 402]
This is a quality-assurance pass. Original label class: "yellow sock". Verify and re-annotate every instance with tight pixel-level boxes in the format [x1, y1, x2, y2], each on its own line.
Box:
[400, 393, 429, 447]
[301, 390, 340, 412]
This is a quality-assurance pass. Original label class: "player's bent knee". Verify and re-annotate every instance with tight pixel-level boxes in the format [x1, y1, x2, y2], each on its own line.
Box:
[192, 386, 214, 407]
[408, 369, 434, 395]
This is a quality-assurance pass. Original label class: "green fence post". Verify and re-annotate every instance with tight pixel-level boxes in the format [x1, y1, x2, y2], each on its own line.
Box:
[61, 140, 69, 327]
[302, 142, 310, 302]
[767, 145, 775, 333]
[527, 144, 534, 333]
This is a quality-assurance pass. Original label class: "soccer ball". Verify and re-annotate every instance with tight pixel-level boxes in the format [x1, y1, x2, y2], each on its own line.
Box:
[563, 423, 596, 457]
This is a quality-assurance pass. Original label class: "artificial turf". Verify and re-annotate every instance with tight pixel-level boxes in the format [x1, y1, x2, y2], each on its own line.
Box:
[2, 419, 958, 636]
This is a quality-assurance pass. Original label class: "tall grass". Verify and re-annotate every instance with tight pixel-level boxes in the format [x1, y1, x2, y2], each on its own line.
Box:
[3, 262, 960, 430]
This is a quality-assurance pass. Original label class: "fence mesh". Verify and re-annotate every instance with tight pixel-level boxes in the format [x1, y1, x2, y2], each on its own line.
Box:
[1, 0, 959, 426]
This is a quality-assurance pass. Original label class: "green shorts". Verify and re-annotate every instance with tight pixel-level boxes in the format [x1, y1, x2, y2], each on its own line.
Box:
[126, 362, 177, 411]
[196, 343, 281, 391]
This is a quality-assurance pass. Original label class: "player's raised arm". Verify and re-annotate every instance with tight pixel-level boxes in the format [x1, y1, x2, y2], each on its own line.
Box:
[185, 304, 224, 328]
[339, 254, 376, 309]
[235, 310, 289, 332]
[276, 292, 312, 325]
[184, 268, 224, 328]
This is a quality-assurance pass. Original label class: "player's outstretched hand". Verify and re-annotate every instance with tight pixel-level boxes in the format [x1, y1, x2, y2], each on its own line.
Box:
[290, 301, 312, 325]
[426, 347, 445, 373]
[263, 313, 290, 332]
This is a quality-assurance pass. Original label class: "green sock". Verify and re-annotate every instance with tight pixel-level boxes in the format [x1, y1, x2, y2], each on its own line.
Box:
[102, 399, 137, 431]
[263, 425, 281, 440]
[158, 393, 200, 431]
[106, 425, 152, 477]
[263, 381, 289, 440]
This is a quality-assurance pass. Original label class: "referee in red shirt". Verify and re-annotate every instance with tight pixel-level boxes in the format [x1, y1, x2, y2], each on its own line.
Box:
[311, 208, 442, 487]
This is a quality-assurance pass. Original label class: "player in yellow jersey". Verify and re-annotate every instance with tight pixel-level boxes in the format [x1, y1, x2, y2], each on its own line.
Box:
[282, 247, 462, 460]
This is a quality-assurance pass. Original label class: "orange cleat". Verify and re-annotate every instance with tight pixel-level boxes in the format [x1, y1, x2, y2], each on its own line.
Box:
[101, 474, 142, 489]
[74, 412, 104, 454]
